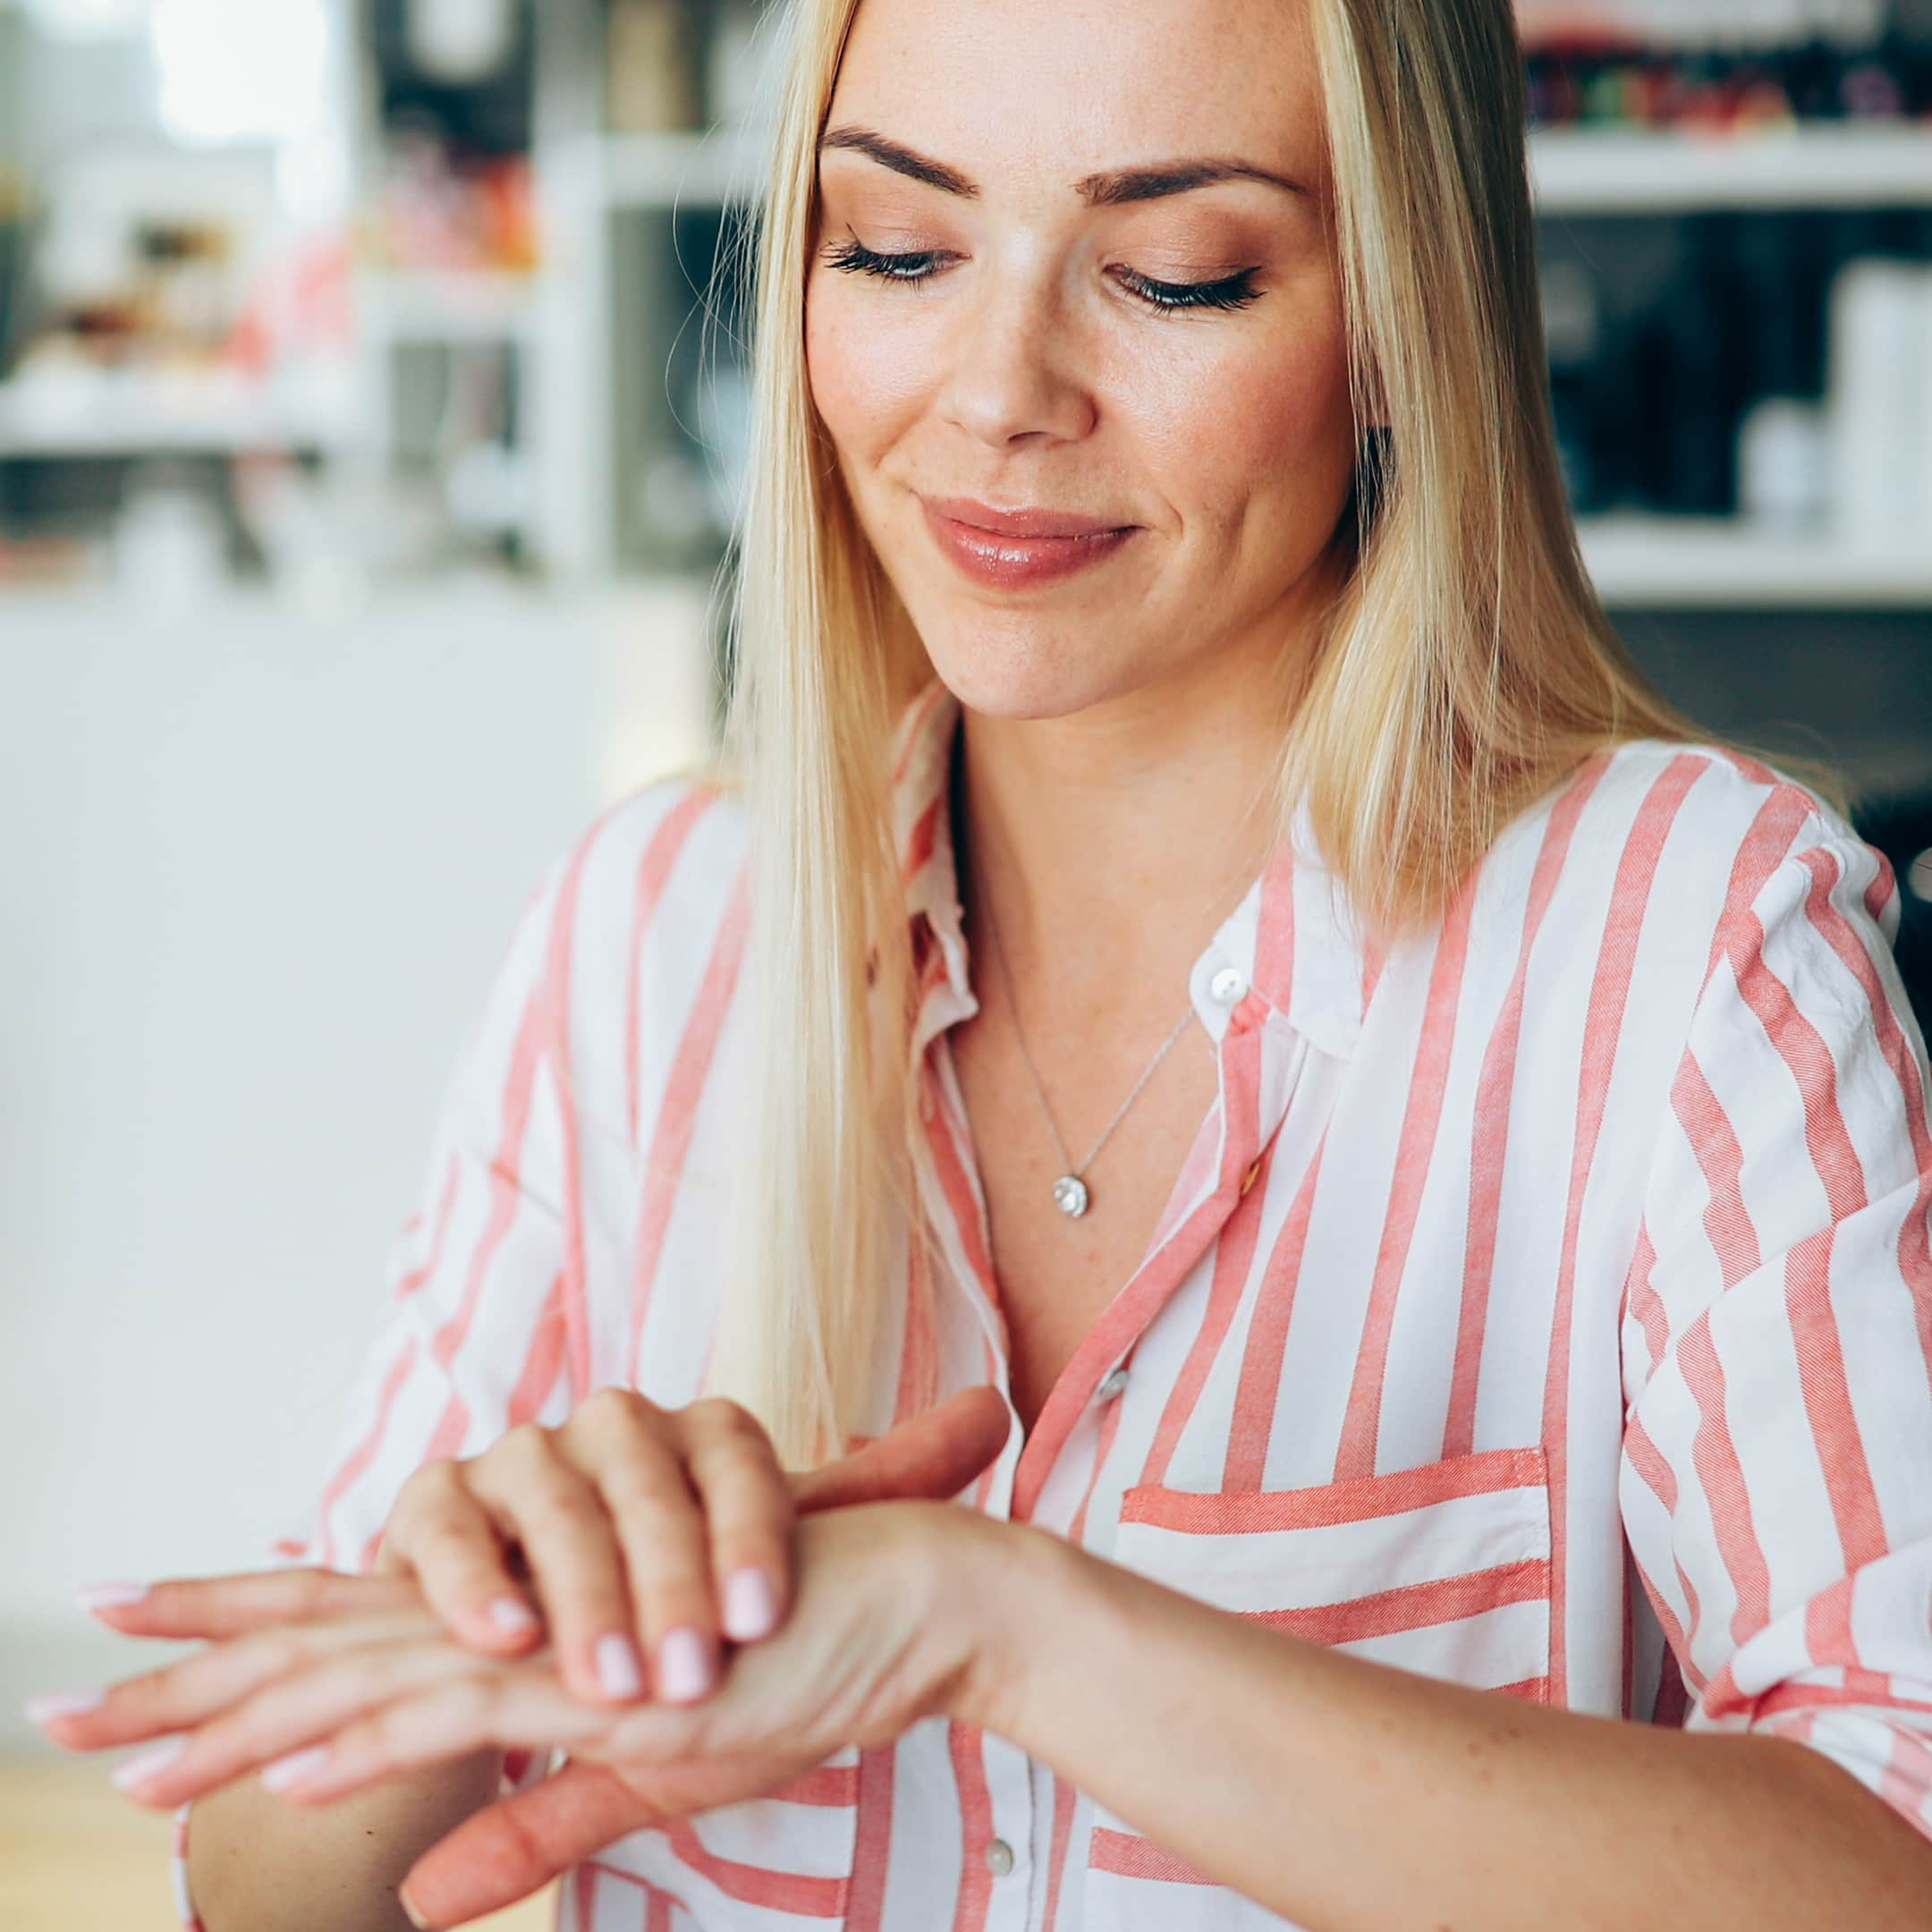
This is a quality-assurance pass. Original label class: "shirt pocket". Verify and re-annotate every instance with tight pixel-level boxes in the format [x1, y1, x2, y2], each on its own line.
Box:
[1080, 1445, 1552, 1932]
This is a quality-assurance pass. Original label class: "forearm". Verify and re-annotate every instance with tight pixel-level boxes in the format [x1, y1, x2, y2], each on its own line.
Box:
[186, 1747, 505, 1932]
[963, 1523, 1932, 1931]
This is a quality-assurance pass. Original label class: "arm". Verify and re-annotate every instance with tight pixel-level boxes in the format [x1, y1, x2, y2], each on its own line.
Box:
[962, 1520, 1932, 1931]
[183, 1750, 504, 1932]
[955, 812, 1932, 1928]
[178, 839, 588, 1928]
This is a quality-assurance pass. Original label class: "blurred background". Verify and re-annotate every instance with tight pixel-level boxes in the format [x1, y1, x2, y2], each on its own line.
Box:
[3, 0, 1930, 1924]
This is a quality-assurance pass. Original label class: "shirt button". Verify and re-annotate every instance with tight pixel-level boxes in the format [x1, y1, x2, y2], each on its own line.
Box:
[985, 1837, 1014, 1877]
[1209, 965, 1248, 1005]
[1097, 1367, 1129, 1402]
[1241, 1159, 1261, 1196]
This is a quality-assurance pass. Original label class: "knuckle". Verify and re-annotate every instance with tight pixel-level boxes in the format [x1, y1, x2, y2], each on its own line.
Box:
[242, 1629, 309, 1680]
[684, 1396, 766, 1445]
[491, 1421, 556, 1469]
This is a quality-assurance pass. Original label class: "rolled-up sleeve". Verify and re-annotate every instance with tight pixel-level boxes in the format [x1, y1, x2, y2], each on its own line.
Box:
[1619, 807, 1932, 1843]
[172, 842, 593, 1923]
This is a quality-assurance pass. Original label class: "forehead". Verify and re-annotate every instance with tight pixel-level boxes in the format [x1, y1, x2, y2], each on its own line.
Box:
[826, 0, 1326, 191]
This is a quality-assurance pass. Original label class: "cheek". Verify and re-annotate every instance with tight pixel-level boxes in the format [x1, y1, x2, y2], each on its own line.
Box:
[804, 277, 933, 463]
[1130, 314, 1357, 532]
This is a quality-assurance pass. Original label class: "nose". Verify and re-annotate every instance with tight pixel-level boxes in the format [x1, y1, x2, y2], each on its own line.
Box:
[936, 262, 1097, 450]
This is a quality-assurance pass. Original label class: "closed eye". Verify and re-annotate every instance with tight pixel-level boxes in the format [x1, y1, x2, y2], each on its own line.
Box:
[818, 236, 1263, 315]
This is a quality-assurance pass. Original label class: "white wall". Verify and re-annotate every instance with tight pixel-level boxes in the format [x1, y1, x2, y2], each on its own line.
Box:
[0, 575, 716, 1743]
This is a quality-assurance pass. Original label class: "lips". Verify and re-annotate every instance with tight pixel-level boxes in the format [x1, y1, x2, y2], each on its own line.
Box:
[919, 495, 1140, 589]
[920, 496, 1132, 539]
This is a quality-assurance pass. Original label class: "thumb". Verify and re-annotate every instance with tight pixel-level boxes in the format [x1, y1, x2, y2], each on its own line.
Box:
[399, 1755, 783, 1927]
[787, 1383, 1012, 1514]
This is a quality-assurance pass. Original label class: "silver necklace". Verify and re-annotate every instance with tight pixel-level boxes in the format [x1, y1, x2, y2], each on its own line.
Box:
[975, 878, 1198, 1219]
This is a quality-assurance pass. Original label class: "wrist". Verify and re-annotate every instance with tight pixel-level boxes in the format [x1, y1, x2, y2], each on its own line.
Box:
[932, 1508, 1090, 1741]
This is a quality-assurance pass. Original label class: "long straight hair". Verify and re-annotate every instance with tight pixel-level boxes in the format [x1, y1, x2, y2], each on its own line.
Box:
[695, 0, 1852, 1469]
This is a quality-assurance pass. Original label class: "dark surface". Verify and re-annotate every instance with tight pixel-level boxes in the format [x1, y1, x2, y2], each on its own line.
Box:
[1614, 605, 1932, 1038]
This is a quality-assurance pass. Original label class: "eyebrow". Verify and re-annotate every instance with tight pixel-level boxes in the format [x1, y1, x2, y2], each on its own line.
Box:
[817, 124, 1309, 205]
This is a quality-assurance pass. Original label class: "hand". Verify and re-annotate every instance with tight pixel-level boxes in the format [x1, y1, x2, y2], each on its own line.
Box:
[43, 1502, 1030, 1928]
[364, 1384, 1010, 1711]
[76, 1384, 1011, 1716]
[399, 1503, 1027, 1929]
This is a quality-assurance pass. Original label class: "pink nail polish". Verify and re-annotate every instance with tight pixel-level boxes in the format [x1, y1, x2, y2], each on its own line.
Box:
[596, 1631, 644, 1699]
[261, 1745, 332, 1792]
[25, 1688, 106, 1725]
[77, 1581, 148, 1614]
[656, 1628, 712, 1703]
[723, 1568, 777, 1641]
[111, 1735, 188, 1792]
[487, 1596, 538, 1635]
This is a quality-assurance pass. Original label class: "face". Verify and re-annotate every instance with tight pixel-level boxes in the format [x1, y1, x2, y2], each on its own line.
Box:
[803, 0, 1360, 722]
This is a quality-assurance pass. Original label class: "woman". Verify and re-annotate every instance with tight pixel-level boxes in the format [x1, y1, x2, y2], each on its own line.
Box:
[31, 0, 1932, 1925]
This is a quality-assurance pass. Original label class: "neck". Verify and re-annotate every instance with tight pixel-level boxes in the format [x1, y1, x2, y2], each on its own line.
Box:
[950, 606, 1325, 1015]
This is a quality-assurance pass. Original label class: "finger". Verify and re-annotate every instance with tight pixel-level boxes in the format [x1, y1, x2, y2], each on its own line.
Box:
[384, 1459, 545, 1657]
[403, 1759, 665, 1926]
[791, 1385, 1012, 1513]
[252, 1665, 617, 1808]
[470, 1419, 648, 1710]
[562, 1392, 719, 1707]
[675, 1397, 795, 1649]
[72, 1568, 419, 1642]
[29, 1609, 438, 1757]
[401, 1754, 784, 1928]
[100, 1633, 533, 1810]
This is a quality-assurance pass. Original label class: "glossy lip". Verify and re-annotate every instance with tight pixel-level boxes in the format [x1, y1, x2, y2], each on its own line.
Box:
[918, 495, 1140, 589]
[921, 496, 1133, 538]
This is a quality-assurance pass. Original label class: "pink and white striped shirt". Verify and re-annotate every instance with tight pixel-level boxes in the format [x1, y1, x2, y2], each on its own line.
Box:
[174, 675, 1932, 1931]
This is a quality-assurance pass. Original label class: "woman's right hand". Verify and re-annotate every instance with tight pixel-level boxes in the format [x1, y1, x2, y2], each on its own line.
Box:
[361, 1384, 1011, 1713]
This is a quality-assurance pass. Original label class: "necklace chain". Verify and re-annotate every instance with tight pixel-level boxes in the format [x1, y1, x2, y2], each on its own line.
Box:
[975, 877, 1197, 1218]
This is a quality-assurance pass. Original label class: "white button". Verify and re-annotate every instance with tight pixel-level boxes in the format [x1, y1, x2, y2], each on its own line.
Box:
[1097, 1367, 1129, 1402]
[1209, 965, 1248, 1005]
[985, 1837, 1014, 1877]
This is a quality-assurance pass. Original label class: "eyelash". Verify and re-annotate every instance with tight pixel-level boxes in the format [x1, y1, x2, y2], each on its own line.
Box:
[818, 236, 1263, 315]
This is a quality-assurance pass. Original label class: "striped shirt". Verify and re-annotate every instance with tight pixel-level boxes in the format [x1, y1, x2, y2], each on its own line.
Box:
[174, 674, 1932, 1931]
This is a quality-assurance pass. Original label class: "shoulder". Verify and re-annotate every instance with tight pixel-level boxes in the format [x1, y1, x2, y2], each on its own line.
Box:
[1496, 735, 1894, 944]
[1462, 738, 1901, 1056]
[524, 769, 750, 989]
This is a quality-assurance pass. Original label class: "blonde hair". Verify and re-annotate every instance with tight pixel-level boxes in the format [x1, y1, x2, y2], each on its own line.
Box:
[694, 0, 1853, 1469]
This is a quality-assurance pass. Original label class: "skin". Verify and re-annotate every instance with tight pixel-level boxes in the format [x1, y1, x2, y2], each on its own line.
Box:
[32, 1, 1932, 1927]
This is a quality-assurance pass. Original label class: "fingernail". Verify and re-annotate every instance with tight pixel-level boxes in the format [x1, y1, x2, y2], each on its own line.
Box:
[656, 1627, 712, 1703]
[723, 1567, 777, 1641]
[260, 1744, 332, 1792]
[487, 1596, 538, 1635]
[77, 1581, 148, 1614]
[111, 1735, 188, 1792]
[25, 1688, 106, 1725]
[399, 1885, 433, 1929]
[595, 1631, 644, 1699]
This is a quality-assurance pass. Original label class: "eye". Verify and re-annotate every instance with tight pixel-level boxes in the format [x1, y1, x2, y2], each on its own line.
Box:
[818, 237, 952, 286]
[1110, 266, 1264, 314]
[819, 233, 1264, 316]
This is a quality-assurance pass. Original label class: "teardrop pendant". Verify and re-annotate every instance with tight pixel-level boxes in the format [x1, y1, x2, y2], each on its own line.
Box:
[1052, 1174, 1090, 1218]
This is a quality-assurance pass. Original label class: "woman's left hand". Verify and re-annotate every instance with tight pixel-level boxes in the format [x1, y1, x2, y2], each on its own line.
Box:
[36, 1501, 1030, 1922]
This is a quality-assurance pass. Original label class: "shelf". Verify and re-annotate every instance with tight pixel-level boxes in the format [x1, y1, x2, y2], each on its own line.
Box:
[1530, 123, 1932, 214]
[0, 375, 361, 457]
[356, 267, 543, 343]
[589, 123, 1932, 216]
[600, 128, 766, 209]
[1578, 513, 1932, 606]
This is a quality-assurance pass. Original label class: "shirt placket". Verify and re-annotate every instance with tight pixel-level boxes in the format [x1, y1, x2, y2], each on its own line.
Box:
[909, 940, 1303, 1932]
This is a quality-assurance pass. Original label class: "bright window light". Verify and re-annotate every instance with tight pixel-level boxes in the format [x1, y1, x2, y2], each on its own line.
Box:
[151, 0, 330, 144]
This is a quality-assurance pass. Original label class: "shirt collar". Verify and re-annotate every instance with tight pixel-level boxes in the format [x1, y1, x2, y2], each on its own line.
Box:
[888, 677, 1369, 1062]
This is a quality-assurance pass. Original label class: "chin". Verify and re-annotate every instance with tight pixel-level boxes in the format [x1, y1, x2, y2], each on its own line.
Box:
[919, 629, 1127, 724]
